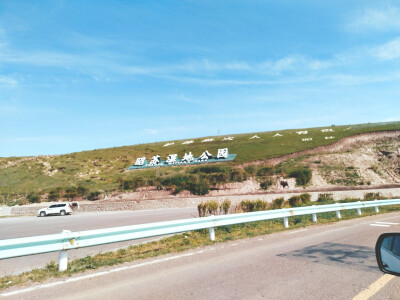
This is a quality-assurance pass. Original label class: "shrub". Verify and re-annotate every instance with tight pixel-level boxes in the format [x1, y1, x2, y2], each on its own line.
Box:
[239, 200, 254, 212]
[271, 197, 284, 209]
[121, 177, 146, 191]
[260, 178, 274, 190]
[318, 193, 333, 202]
[238, 200, 268, 212]
[121, 179, 135, 190]
[288, 196, 301, 207]
[299, 193, 311, 205]
[158, 175, 211, 195]
[154, 182, 163, 191]
[230, 170, 246, 182]
[160, 175, 190, 187]
[207, 173, 228, 186]
[220, 199, 231, 214]
[364, 192, 381, 201]
[87, 191, 101, 201]
[48, 188, 61, 201]
[188, 179, 210, 195]
[244, 165, 256, 175]
[289, 167, 312, 186]
[198, 200, 220, 217]
[77, 186, 88, 196]
[254, 200, 268, 211]
[207, 200, 219, 215]
[64, 187, 78, 199]
[27, 193, 41, 203]
[256, 166, 274, 177]
[173, 185, 183, 195]
[191, 166, 228, 174]
[197, 202, 207, 217]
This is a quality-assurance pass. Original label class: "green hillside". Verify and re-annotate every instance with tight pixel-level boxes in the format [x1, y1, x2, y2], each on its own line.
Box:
[1, 121, 399, 205]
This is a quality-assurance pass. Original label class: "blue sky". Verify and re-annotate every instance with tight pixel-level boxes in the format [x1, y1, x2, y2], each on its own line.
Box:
[0, 0, 399, 157]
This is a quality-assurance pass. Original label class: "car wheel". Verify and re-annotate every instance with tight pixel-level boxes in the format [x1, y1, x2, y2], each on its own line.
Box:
[40, 211, 46, 217]
[60, 210, 66, 216]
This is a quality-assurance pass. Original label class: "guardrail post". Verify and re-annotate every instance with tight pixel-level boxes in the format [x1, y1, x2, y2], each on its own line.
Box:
[312, 213, 317, 223]
[312, 205, 317, 223]
[283, 217, 289, 228]
[59, 230, 71, 271]
[336, 210, 341, 219]
[209, 227, 215, 241]
[374, 200, 379, 213]
[356, 201, 362, 216]
[58, 251, 68, 272]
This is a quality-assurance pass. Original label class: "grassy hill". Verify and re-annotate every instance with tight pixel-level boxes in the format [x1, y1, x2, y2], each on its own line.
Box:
[1, 121, 399, 205]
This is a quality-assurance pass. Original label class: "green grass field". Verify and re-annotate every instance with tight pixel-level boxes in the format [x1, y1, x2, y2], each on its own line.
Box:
[1, 121, 399, 204]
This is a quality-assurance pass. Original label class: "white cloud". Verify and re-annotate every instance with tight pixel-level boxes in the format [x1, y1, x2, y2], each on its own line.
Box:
[268, 55, 332, 73]
[372, 37, 400, 60]
[0, 76, 18, 87]
[177, 93, 202, 105]
[144, 129, 158, 135]
[349, 6, 400, 32]
[0, 30, 398, 88]
[327, 72, 400, 85]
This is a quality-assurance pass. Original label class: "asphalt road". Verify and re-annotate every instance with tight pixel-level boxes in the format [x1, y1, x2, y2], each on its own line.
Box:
[3, 212, 400, 299]
[0, 207, 198, 275]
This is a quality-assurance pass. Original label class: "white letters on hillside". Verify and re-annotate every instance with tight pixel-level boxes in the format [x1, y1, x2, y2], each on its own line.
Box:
[135, 157, 146, 166]
[149, 155, 161, 166]
[182, 140, 193, 144]
[217, 148, 228, 159]
[302, 138, 312, 141]
[163, 142, 174, 147]
[321, 129, 334, 132]
[325, 136, 335, 140]
[296, 131, 308, 135]
[129, 148, 235, 169]
[182, 152, 194, 163]
[202, 138, 214, 143]
[222, 137, 234, 141]
[198, 150, 213, 161]
[166, 154, 178, 164]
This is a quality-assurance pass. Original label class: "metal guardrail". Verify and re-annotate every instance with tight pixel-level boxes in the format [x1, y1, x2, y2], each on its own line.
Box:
[1, 199, 400, 271]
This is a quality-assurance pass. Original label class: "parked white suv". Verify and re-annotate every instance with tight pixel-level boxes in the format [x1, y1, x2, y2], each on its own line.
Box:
[37, 203, 73, 217]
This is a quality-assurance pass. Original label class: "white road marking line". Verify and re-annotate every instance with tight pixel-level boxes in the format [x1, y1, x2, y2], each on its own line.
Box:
[375, 222, 399, 225]
[352, 274, 394, 300]
[285, 229, 309, 235]
[0, 249, 211, 297]
[370, 224, 391, 227]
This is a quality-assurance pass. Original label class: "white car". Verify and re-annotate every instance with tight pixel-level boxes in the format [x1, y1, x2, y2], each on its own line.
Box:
[37, 203, 73, 217]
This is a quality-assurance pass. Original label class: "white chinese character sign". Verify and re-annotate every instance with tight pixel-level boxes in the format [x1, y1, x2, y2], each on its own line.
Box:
[217, 148, 228, 159]
[182, 152, 194, 163]
[127, 148, 236, 170]
[198, 150, 213, 161]
[148, 155, 161, 166]
[134, 157, 147, 166]
[166, 154, 178, 164]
